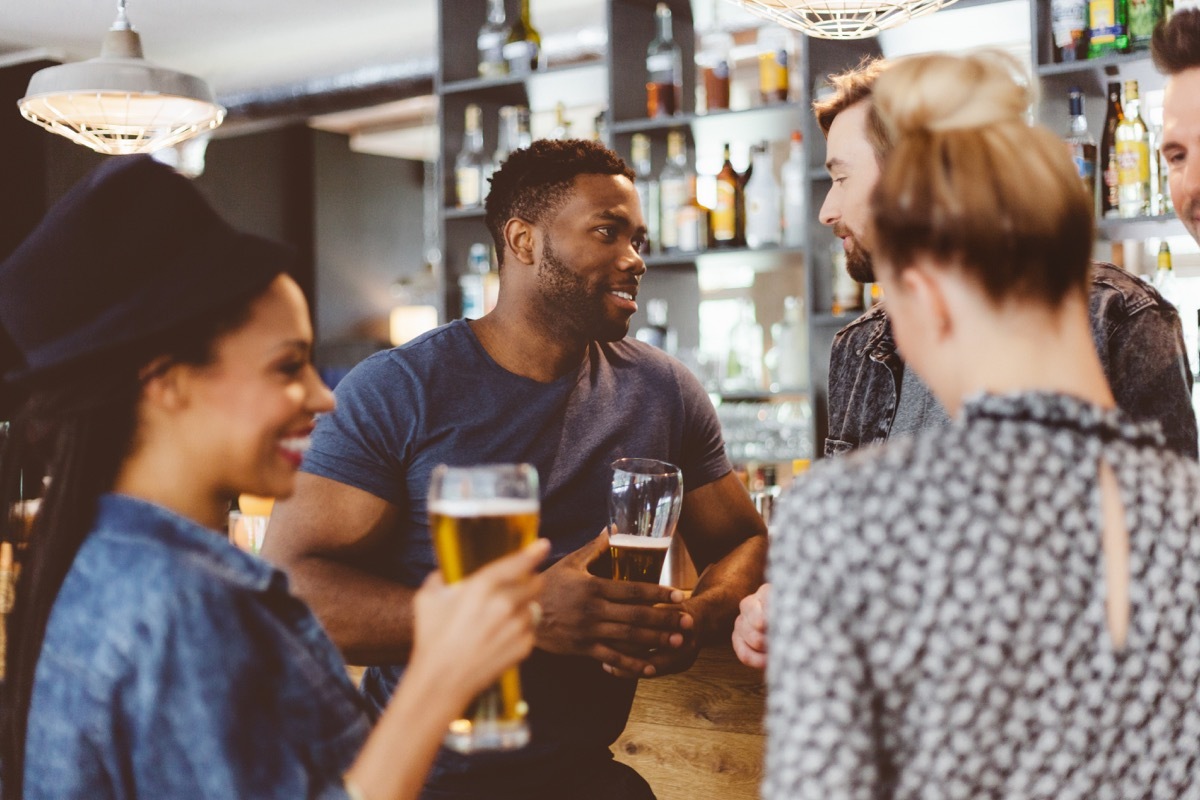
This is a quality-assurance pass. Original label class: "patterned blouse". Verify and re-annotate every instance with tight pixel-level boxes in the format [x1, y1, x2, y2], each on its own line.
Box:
[765, 392, 1200, 799]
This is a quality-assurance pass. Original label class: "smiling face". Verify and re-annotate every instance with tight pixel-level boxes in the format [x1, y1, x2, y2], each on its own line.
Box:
[174, 274, 334, 502]
[531, 173, 648, 342]
[1163, 67, 1200, 244]
[820, 101, 883, 283]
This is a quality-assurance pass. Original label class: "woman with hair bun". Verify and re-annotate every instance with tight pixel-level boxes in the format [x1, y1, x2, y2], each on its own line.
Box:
[0, 156, 547, 800]
[765, 50, 1200, 798]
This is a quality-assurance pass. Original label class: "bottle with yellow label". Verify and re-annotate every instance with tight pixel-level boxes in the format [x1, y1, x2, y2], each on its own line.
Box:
[756, 26, 790, 105]
[1088, 0, 1131, 57]
[710, 143, 743, 247]
[1116, 80, 1150, 218]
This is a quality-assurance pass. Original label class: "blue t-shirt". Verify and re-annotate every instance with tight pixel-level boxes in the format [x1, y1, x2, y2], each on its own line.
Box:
[25, 494, 371, 800]
[303, 320, 731, 795]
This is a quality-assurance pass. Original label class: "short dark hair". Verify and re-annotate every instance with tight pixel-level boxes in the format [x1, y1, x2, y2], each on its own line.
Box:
[484, 138, 634, 267]
[1152, 9, 1200, 75]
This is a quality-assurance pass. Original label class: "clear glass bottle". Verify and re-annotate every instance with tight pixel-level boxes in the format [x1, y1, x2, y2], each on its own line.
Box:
[455, 104, 486, 208]
[516, 106, 533, 149]
[725, 300, 764, 392]
[503, 0, 542, 74]
[1066, 88, 1097, 213]
[631, 134, 660, 254]
[1116, 79, 1151, 218]
[1052, 0, 1089, 62]
[549, 102, 571, 140]
[676, 174, 708, 254]
[460, 243, 491, 319]
[744, 143, 781, 249]
[1154, 241, 1178, 307]
[768, 296, 808, 391]
[477, 0, 510, 79]
[780, 130, 805, 247]
[658, 131, 689, 252]
[646, 3, 683, 118]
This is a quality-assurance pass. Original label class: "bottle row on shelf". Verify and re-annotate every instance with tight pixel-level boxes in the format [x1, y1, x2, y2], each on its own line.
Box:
[1049, 0, 1174, 63]
[631, 130, 806, 256]
[1063, 79, 1174, 221]
[469, 0, 801, 117]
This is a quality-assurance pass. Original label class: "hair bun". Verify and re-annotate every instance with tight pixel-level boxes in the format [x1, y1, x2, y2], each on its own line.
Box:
[873, 49, 1034, 137]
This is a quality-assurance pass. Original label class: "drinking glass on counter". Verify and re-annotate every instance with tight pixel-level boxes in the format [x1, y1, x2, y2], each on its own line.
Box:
[228, 494, 274, 554]
[428, 463, 539, 753]
[607, 458, 683, 584]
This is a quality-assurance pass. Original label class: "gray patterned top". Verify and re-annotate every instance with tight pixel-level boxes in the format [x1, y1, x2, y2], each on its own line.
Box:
[765, 391, 1200, 800]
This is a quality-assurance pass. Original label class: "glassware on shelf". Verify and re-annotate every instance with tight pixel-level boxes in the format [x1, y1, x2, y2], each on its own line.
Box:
[645, 3, 683, 118]
[658, 131, 689, 252]
[631, 133, 660, 254]
[756, 25, 791, 105]
[1100, 81, 1124, 219]
[744, 142, 781, 249]
[697, 28, 733, 113]
[780, 130, 805, 248]
[477, 0, 511, 79]
[716, 397, 814, 465]
[1066, 88, 1098, 213]
[503, 0, 542, 74]
[455, 104, 487, 208]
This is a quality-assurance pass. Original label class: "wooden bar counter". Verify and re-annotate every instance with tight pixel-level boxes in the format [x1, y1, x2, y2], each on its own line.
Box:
[611, 643, 766, 799]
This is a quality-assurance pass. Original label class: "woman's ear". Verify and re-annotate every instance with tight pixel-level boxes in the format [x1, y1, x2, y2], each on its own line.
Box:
[139, 358, 189, 412]
[901, 258, 954, 341]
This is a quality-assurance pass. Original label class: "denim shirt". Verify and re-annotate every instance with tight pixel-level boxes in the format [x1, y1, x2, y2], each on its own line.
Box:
[825, 262, 1198, 459]
[23, 494, 372, 799]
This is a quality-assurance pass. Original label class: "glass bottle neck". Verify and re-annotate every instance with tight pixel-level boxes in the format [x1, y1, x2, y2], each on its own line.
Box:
[487, 0, 506, 23]
[657, 12, 672, 42]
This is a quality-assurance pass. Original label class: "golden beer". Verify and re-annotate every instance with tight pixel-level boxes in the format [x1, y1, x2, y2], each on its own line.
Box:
[609, 533, 670, 584]
[428, 495, 538, 750]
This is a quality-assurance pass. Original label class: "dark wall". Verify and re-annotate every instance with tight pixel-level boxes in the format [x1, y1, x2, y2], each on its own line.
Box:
[313, 130, 426, 347]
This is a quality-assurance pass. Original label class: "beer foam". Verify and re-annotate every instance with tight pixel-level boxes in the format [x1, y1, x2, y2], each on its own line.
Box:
[428, 497, 539, 517]
[608, 534, 672, 550]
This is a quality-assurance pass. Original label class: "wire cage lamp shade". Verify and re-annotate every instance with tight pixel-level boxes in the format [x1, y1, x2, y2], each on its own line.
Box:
[730, 0, 961, 40]
[18, 2, 224, 156]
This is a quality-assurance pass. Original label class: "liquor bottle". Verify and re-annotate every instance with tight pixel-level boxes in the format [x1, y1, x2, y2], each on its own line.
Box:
[549, 102, 571, 140]
[631, 134, 660, 254]
[1052, 0, 1090, 62]
[1154, 241, 1178, 307]
[1088, 0, 1130, 57]
[477, 0, 510, 79]
[711, 143, 744, 247]
[503, 0, 541, 74]
[757, 25, 790, 105]
[455, 104, 486, 208]
[1066, 88, 1098, 210]
[646, 3, 683, 118]
[831, 245, 864, 315]
[516, 106, 533, 149]
[483, 105, 518, 192]
[658, 131, 689, 252]
[698, 28, 733, 113]
[593, 109, 609, 145]
[780, 130, 805, 247]
[768, 296, 809, 391]
[1128, 0, 1163, 49]
[744, 143, 781, 249]
[1100, 82, 1124, 218]
[635, 299, 676, 353]
[460, 243, 491, 319]
[676, 174, 708, 253]
[725, 300, 764, 391]
[1116, 79, 1151, 218]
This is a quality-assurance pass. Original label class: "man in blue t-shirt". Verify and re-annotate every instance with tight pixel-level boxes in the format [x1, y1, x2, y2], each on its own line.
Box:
[264, 139, 768, 800]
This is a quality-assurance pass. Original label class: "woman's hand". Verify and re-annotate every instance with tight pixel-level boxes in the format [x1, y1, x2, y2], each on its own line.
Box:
[410, 539, 550, 701]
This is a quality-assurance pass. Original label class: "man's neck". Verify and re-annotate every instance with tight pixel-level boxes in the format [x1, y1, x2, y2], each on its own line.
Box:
[469, 308, 589, 383]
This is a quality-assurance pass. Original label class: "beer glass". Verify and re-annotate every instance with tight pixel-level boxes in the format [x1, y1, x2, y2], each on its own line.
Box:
[607, 458, 683, 584]
[428, 463, 540, 753]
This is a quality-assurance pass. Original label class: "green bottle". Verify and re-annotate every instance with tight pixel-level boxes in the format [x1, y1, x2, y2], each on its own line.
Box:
[1128, 0, 1163, 49]
[1088, 0, 1131, 57]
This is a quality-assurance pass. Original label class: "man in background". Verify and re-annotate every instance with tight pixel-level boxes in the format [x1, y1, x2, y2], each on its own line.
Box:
[732, 54, 1197, 670]
[1155, 8, 1200, 248]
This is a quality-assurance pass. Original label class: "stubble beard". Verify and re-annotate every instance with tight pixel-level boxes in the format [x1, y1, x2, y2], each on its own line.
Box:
[535, 239, 629, 343]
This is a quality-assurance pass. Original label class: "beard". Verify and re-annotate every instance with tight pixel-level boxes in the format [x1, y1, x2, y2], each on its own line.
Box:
[534, 238, 631, 343]
[845, 240, 875, 283]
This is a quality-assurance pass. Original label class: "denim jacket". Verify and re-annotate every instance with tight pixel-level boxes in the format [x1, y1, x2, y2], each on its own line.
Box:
[825, 262, 1198, 459]
[23, 493, 372, 799]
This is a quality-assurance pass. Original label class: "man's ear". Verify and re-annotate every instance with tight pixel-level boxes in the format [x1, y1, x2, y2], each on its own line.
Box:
[503, 217, 537, 267]
[139, 357, 190, 412]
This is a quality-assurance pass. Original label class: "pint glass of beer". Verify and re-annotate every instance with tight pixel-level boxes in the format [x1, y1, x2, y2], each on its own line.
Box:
[428, 463, 540, 753]
[607, 458, 683, 584]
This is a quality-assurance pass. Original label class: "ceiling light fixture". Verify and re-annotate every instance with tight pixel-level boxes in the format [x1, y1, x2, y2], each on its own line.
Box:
[730, 0, 961, 40]
[17, 0, 225, 155]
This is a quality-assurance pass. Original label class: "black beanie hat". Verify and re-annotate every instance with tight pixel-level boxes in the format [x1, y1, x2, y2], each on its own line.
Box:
[0, 155, 292, 383]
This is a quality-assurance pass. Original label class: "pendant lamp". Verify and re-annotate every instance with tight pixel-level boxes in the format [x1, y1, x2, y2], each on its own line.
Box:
[18, 0, 225, 155]
[730, 0, 960, 40]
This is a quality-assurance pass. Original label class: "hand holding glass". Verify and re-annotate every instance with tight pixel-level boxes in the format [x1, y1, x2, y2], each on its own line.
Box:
[427, 463, 539, 753]
[607, 458, 683, 584]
